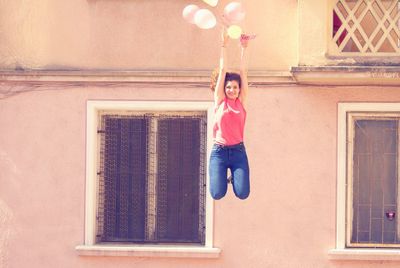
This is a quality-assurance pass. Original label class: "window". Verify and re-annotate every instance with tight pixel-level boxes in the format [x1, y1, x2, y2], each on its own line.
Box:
[294, 1, 400, 85]
[77, 101, 220, 258]
[347, 113, 399, 247]
[332, 103, 400, 260]
[331, 0, 400, 55]
[97, 112, 206, 244]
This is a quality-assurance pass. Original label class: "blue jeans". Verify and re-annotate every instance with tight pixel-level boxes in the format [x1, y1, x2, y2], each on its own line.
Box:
[209, 142, 250, 200]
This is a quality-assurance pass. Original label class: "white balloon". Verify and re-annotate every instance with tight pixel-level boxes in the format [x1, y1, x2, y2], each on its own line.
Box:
[202, 0, 218, 7]
[194, 9, 217, 29]
[224, 2, 246, 24]
[182, 4, 200, 24]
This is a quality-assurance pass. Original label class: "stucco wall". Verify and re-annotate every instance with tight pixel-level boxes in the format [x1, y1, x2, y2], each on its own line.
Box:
[2, 84, 400, 267]
[0, 0, 297, 71]
[3, 0, 400, 267]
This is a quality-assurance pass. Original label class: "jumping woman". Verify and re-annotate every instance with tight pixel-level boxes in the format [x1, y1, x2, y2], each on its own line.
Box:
[209, 28, 251, 200]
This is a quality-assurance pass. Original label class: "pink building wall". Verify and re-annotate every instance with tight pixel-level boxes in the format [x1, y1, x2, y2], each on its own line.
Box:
[2, 84, 400, 267]
[0, 0, 297, 71]
[2, 0, 400, 267]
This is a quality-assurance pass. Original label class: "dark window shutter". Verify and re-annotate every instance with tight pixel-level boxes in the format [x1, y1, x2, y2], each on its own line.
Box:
[352, 120, 398, 244]
[156, 118, 201, 243]
[102, 116, 147, 242]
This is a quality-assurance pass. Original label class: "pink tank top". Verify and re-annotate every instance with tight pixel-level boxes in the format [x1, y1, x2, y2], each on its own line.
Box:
[213, 98, 247, 145]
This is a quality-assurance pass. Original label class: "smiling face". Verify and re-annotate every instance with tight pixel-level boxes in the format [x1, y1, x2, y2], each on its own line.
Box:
[225, 80, 240, 100]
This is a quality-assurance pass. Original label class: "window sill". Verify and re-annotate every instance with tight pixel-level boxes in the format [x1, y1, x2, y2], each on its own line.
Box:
[291, 66, 400, 86]
[329, 248, 400, 261]
[75, 245, 221, 258]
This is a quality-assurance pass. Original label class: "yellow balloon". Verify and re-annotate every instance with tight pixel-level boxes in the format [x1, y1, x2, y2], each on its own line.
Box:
[227, 25, 242, 39]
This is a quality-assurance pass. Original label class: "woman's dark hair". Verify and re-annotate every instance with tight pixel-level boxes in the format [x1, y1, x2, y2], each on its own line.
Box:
[210, 69, 241, 92]
[224, 72, 241, 89]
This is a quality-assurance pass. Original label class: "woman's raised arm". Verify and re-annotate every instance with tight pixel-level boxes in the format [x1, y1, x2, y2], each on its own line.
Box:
[238, 36, 249, 109]
[214, 28, 229, 106]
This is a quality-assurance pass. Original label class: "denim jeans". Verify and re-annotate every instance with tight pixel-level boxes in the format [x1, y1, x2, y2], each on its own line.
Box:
[209, 142, 250, 200]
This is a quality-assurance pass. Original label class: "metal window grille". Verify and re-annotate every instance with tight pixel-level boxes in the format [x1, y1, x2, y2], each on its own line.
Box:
[349, 117, 400, 247]
[96, 112, 207, 245]
[332, 0, 400, 54]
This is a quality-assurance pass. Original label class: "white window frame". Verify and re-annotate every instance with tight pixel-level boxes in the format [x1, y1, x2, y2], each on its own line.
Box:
[330, 102, 400, 261]
[76, 100, 220, 258]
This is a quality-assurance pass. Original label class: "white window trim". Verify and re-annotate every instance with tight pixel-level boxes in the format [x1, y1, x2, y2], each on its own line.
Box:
[330, 102, 400, 261]
[76, 100, 221, 258]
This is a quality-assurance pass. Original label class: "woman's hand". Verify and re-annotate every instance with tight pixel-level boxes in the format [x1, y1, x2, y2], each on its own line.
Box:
[240, 34, 256, 48]
[240, 34, 249, 48]
[240, 38, 248, 48]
